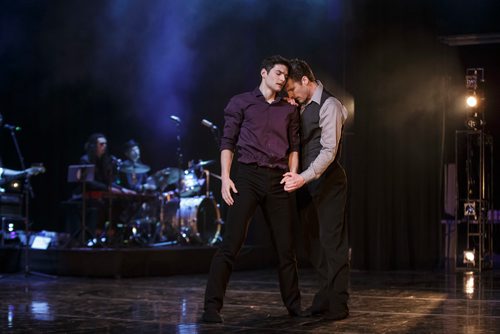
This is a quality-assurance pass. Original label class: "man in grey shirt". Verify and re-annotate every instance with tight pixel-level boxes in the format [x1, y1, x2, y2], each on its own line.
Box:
[282, 58, 349, 321]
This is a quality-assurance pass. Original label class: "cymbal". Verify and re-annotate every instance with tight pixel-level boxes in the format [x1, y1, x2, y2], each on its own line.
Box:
[153, 167, 183, 187]
[120, 162, 151, 174]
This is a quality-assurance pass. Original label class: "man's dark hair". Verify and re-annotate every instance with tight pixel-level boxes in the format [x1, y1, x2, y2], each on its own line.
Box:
[261, 55, 290, 73]
[123, 139, 139, 154]
[288, 58, 316, 82]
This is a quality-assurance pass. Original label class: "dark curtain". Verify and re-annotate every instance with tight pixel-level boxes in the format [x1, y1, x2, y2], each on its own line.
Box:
[348, 2, 463, 270]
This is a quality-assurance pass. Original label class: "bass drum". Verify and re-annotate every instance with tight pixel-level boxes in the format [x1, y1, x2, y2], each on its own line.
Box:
[163, 196, 222, 245]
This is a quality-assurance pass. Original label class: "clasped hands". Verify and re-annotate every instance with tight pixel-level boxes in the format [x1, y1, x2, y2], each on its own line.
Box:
[280, 172, 305, 193]
[220, 172, 305, 206]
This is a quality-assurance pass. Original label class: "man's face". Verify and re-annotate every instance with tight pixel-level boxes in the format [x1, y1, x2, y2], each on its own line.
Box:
[126, 145, 140, 162]
[96, 137, 107, 158]
[262, 64, 288, 93]
[286, 78, 309, 105]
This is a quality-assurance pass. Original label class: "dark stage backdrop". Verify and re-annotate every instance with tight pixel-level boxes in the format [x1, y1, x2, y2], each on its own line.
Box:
[1, 1, 498, 270]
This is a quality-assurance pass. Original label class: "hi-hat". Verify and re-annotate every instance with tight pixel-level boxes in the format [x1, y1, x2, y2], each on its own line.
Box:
[120, 162, 151, 174]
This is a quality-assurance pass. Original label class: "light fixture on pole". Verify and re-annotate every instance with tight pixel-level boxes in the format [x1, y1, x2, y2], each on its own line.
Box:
[455, 66, 494, 272]
[464, 68, 485, 130]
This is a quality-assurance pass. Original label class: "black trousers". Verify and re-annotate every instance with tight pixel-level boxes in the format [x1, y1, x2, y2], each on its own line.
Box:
[297, 161, 349, 313]
[204, 163, 301, 312]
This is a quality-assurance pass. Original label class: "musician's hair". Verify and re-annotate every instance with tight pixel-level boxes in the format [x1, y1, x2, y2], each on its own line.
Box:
[84, 133, 106, 162]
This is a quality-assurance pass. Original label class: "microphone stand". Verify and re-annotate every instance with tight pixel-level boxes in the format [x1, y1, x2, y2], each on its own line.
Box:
[174, 121, 184, 244]
[210, 126, 221, 148]
[8, 127, 54, 278]
[207, 124, 220, 200]
[175, 121, 183, 191]
[201, 119, 221, 148]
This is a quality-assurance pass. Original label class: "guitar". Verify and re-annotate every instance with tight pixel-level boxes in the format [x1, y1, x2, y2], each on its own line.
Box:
[0, 165, 46, 186]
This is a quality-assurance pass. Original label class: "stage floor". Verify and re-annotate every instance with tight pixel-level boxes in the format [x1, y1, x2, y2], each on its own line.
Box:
[1, 268, 499, 333]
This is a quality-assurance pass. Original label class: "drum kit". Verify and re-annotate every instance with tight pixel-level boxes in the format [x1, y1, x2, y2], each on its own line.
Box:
[121, 159, 223, 247]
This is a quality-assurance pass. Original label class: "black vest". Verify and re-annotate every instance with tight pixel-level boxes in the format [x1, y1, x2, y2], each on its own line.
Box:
[300, 89, 343, 171]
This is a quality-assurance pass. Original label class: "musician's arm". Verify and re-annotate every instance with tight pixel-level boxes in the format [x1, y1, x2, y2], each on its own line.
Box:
[2, 168, 26, 177]
[110, 184, 136, 194]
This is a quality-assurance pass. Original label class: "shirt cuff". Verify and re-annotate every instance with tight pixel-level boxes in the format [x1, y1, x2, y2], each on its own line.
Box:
[219, 144, 235, 152]
[300, 168, 316, 184]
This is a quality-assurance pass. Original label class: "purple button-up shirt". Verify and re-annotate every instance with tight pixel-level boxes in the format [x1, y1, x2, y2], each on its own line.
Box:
[220, 87, 300, 171]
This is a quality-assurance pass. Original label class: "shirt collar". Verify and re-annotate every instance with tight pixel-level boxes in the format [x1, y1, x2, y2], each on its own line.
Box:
[252, 86, 283, 103]
[252, 86, 262, 97]
[309, 80, 323, 106]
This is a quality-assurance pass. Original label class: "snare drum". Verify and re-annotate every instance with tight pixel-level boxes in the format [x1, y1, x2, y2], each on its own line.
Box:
[162, 196, 222, 245]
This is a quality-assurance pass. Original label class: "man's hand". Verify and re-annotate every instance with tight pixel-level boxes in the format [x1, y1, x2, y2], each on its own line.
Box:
[120, 187, 136, 195]
[221, 176, 238, 206]
[280, 172, 305, 193]
[110, 186, 123, 194]
[285, 97, 298, 106]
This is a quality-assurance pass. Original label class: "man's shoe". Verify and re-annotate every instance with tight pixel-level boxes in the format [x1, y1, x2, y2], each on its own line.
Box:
[202, 309, 223, 323]
[288, 307, 310, 318]
[323, 309, 349, 321]
[305, 305, 328, 316]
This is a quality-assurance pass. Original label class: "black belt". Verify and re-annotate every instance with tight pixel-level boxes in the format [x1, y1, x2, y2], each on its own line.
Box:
[241, 163, 287, 173]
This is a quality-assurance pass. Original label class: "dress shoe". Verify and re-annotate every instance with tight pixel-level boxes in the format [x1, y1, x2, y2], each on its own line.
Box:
[201, 309, 223, 323]
[323, 309, 349, 321]
[288, 307, 310, 318]
[305, 305, 328, 316]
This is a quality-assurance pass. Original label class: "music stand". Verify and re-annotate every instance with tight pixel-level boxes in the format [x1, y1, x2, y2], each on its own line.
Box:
[67, 164, 95, 247]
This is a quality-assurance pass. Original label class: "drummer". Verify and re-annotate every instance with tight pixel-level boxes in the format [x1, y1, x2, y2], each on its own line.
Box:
[119, 139, 155, 193]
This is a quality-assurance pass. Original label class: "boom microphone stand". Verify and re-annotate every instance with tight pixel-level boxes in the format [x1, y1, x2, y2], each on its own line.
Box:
[201, 118, 221, 147]
[170, 115, 185, 243]
[170, 115, 184, 185]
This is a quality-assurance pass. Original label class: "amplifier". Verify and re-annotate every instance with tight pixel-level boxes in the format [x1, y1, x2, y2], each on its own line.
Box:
[0, 193, 23, 218]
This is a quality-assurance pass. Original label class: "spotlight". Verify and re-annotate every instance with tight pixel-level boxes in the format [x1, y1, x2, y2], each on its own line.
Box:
[10, 180, 21, 190]
[463, 249, 476, 266]
[465, 68, 483, 90]
[2, 180, 23, 193]
[464, 202, 476, 217]
[465, 114, 485, 131]
[465, 74, 477, 90]
[465, 95, 478, 108]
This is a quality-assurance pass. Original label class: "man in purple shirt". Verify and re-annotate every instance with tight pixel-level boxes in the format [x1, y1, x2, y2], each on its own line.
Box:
[202, 55, 304, 323]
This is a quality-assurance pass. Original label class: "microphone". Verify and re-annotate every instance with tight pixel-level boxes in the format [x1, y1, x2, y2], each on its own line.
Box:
[170, 115, 181, 124]
[4, 124, 22, 131]
[201, 119, 218, 130]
